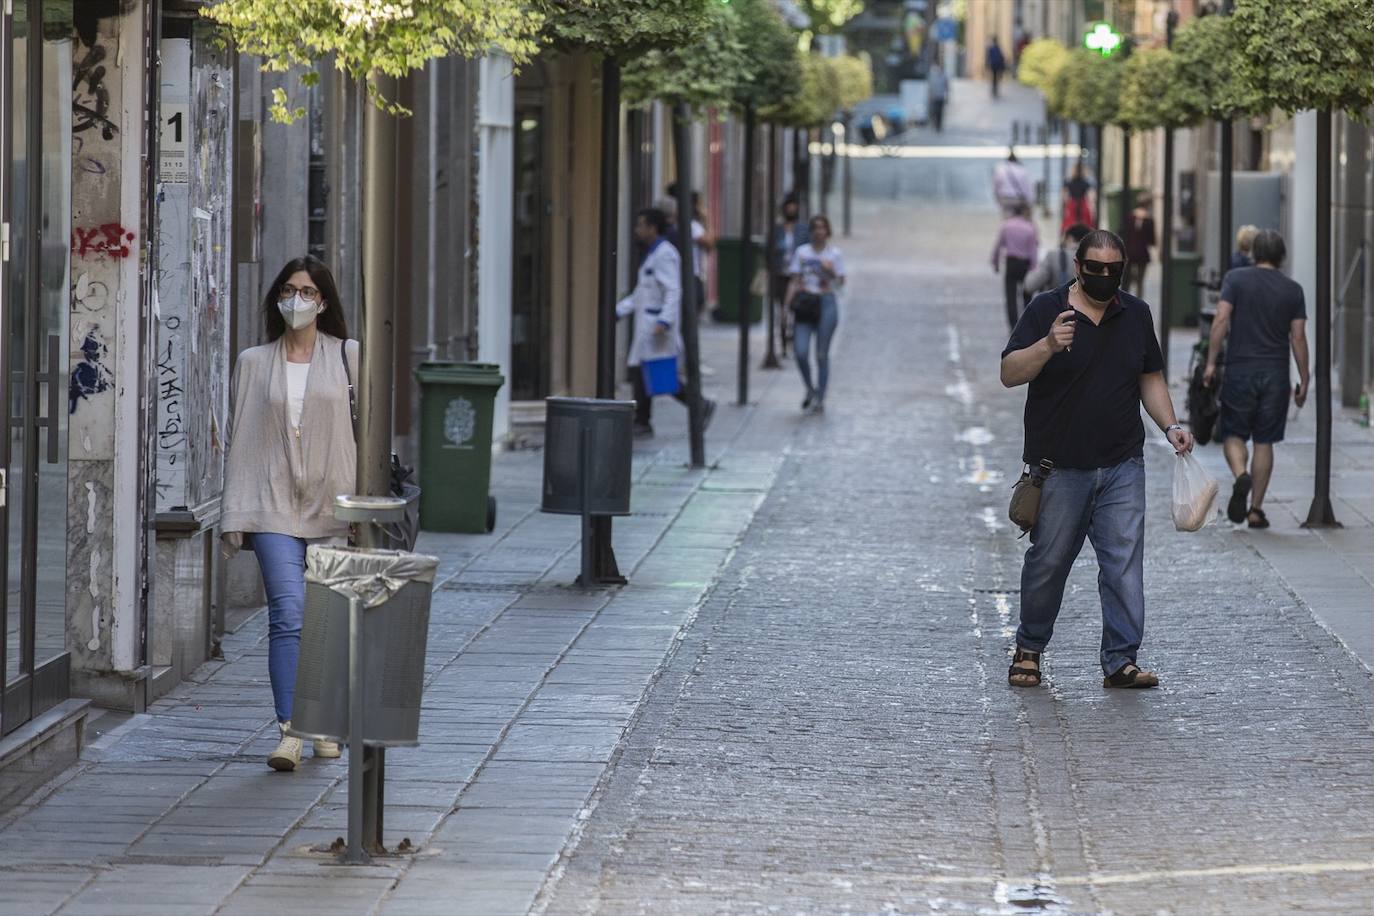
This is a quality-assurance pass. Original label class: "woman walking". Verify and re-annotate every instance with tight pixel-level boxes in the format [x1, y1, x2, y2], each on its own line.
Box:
[1061, 160, 1095, 232]
[786, 214, 846, 414]
[222, 256, 359, 771]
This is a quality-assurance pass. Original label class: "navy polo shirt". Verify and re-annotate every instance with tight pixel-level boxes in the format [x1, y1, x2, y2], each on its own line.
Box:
[1002, 283, 1165, 470]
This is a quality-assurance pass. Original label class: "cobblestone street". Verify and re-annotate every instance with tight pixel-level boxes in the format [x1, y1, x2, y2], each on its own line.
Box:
[5, 84, 1374, 915]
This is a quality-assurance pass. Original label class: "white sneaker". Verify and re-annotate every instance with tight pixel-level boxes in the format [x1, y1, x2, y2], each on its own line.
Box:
[312, 739, 341, 759]
[267, 721, 302, 771]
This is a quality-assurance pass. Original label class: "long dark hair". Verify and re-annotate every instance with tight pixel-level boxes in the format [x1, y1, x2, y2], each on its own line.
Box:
[263, 256, 349, 341]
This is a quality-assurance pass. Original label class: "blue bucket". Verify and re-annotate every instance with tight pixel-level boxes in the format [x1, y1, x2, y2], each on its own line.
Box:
[641, 355, 680, 397]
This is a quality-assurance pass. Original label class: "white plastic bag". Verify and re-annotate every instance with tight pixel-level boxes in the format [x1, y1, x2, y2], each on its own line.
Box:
[1172, 451, 1219, 532]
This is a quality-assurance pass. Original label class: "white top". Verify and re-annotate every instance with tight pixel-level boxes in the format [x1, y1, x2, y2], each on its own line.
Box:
[691, 219, 706, 279]
[286, 360, 311, 430]
[788, 243, 846, 295]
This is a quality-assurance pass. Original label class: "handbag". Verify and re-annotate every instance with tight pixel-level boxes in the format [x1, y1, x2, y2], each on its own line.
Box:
[1008, 459, 1054, 535]
[790, 291, 823, 325]
[341, 341, 421, 551]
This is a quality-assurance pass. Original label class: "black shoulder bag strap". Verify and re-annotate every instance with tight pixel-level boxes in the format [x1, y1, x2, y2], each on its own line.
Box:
[340, 340, 359, 443]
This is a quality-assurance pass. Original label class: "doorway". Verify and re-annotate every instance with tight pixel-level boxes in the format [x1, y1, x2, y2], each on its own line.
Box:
[510, 65, 550, 402]
[2, 0, 73, 736]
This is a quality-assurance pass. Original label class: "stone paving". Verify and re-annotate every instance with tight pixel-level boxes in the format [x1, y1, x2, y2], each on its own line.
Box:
[0, 319, 792, 916]
[5, 80, 1374, 916]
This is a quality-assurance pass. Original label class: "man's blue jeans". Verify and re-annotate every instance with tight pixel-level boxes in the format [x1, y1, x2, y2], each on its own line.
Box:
[251, 533, 308, 723]
[1016, 456, 1146, 676]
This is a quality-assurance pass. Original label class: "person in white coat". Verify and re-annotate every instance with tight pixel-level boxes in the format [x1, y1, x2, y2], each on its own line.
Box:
[618, 208, 716, 438]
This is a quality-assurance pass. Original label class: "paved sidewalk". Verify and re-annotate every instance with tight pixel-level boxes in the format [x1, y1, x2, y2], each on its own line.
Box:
[1166, 331, 1374, 679]
[0, 320, 800, 916]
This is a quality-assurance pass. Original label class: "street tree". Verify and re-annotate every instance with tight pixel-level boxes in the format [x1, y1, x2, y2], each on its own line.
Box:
[795, 0, 864, 34]
[1170, 12, 1258, 126]
[541, 0, 716, 546]
[1119, 47, 1189, 133]
[1230, 0, 1374, 528]
[1016, 37, 1071, 97]
[202, 0, 547, 122]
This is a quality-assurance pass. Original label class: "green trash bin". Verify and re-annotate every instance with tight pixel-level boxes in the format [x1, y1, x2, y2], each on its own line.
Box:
[714, 237, 765, 323]
[414, 362, 505, 533]
[1167, 253, 1204, 327]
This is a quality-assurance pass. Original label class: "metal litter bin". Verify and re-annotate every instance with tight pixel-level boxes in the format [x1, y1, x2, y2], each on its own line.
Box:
[291, 546, 438, 747]
[542, 397, 634, 517]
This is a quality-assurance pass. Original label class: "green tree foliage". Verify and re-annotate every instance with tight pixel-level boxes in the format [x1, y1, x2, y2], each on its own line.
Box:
[1016, 37, 1071, 94]
[796, 0, 864, 34]
[1119, 46, 1189, 131]
[1231, 0, 1374, 116]
[539, 0, 713, 57]
[733, 0, 803, 111]
[1056, 49, 1122, 127]
[829, 54, 874, 112]
[621, 1, 750, 110]
[1171, 13, 1257, 122]
[202, 0, 548, 122]
[766, 53, 835, 127]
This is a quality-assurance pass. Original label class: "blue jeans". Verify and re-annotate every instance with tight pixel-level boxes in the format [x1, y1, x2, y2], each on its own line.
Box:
[794, 293, 839, 400]
[251, 533, 308, 723]
[1016, 456, 1146, 676]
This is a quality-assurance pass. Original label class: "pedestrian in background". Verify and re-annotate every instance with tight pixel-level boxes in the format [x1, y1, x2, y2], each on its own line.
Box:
[927, 63, 949, 133]
[986, 37, 1007, 99]
[992, 202, 1039, 329]
[1023, 222, 1091, 300]
[1204, 229, 1309, 529]
[770, 194, 810, 349]
[786, 214, 845, 414]
[1126, 192, 1156, 297]
[1230, 224, 1258, 271]
[618, 208, 716, 439]
[667, 183, 713, 309]
[993, 148, 1035, 215]
[1061, 160, 1095, 231]
[1001, 229, 1193, 690]
[222, 256, 356, 771]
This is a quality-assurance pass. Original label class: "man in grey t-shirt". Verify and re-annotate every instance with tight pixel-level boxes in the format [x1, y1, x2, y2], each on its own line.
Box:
[1204, 230, 1310, 528]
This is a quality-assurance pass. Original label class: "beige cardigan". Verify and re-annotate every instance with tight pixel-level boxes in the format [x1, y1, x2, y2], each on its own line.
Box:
[222, 332, 359, 543]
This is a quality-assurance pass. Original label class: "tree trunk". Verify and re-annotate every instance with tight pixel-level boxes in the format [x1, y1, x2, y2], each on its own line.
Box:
[674, 104, 707, 469]
[1304, 108, 1340, 528]
[738, 103, 756, 407]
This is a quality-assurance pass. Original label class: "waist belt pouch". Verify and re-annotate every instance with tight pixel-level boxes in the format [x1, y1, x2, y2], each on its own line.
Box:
[1008, 460, 1054, 534]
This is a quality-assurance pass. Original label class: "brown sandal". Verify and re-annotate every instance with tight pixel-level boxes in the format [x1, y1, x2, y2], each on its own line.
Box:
[1103, 663, 1159, 689]
[1008, 647, 1042, 688]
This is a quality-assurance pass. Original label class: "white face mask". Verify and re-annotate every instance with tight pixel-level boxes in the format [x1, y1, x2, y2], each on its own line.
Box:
[278, 294, 321, 331]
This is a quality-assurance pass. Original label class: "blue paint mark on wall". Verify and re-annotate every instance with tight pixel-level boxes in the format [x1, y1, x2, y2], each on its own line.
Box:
[70, 329, 112, 414]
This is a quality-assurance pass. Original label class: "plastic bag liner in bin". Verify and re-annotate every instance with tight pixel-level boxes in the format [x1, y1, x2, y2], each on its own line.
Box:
[290, 547, 439, 747]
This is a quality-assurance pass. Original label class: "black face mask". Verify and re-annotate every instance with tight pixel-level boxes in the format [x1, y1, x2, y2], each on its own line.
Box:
[1077, 269, 1122, 304]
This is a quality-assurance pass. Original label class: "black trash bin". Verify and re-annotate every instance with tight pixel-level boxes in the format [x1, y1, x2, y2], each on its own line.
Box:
[541, 397, 635, 517]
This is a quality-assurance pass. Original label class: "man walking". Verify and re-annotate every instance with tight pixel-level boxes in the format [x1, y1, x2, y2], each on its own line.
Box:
[986, 37, 1007, 99]
[927, 63, 949, 133]
[618, 208, 715, 438]
[1001, 229, 1194, 690]
[1203, 229, 1309, 528]
[991, 202, 1038, 330]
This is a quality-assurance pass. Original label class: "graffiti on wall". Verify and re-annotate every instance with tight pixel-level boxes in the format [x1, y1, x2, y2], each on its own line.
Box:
[69, 328, 112, 414]
[71, 222, 136, 259]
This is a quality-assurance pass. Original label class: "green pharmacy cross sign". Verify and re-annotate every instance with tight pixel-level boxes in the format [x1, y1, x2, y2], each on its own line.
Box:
[1084, 21, 1123, 57]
